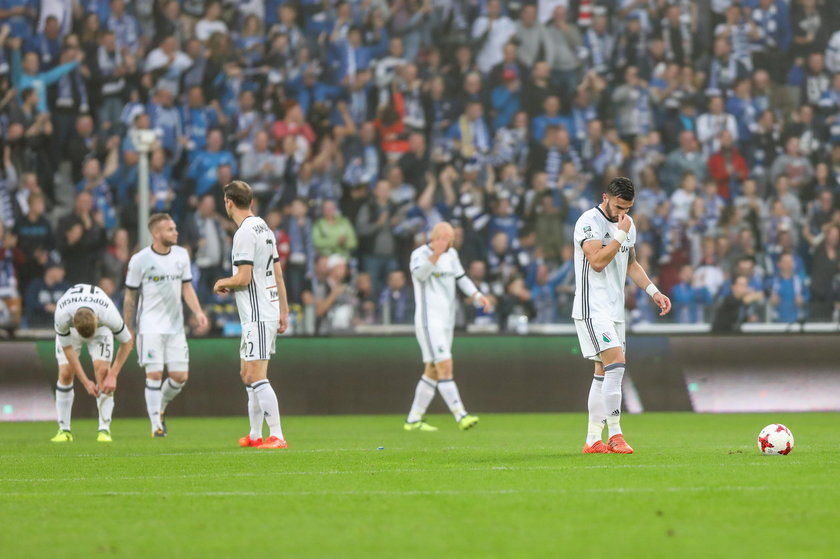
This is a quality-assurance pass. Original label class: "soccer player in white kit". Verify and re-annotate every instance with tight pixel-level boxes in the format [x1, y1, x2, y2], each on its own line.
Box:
[52, 283, 134, 442]
[123, 213, 209, 437]
[214, 180, 290, 450]
[404, 222, 491, 431]
[573, 177, 671, 454]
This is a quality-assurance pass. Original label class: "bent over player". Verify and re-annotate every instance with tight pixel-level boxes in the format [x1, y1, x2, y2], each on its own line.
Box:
[124, 213, 208, 437]
[573, 177, 671, 454]
[214, 180, 290, 449]
[52, 284, 134, 442]
[404, 222, 491, 431]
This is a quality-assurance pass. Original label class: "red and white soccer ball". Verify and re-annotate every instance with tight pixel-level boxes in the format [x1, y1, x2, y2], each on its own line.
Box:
[757, 424, 794, 455]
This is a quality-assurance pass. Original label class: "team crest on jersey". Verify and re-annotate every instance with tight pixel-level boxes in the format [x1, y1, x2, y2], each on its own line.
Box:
[602, 332, 612, 343]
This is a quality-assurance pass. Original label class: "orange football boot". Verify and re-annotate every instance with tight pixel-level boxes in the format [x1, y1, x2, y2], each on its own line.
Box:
[257, 436, 288, 449]
[239, 435, 263, 447]
[607, 434, 634, 454]
[582, 440, 610, 453]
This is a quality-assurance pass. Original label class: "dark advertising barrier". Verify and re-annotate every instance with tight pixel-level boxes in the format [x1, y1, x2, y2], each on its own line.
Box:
[0, 335, 837, 420]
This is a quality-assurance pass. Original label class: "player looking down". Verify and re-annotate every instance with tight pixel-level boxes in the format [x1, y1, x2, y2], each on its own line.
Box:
[52, 284, 134, 442]
[404, 222, 491, 432]
[573, 177, 671, 454]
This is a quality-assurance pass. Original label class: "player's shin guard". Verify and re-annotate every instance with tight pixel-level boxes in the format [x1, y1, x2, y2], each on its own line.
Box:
[246, 385, 262, 440]
[252, 380, 283, 439]
[437, 379, 467, 421]
[97, 392, 115, 431]
[602, 363, 625, 437]
[55, 382, 74, 431]
[161, 378, 185, 412]
[586, 375, 607, 445]
[407, 375, 437, 423]
[145, 379, 163, 431]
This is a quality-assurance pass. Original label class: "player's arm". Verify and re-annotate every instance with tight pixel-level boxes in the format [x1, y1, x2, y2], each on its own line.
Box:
[101, 305, 134, 393]
[181, 280, 208, 330]
[61, 344, 100, 397]
[580, 214, 633, 272]
[626, 247, 671, 317]
[214, 264, 253, 293]
[122, 287, 138, 337]
[454, 254, 491, 312]
[274, 260, 290, 334]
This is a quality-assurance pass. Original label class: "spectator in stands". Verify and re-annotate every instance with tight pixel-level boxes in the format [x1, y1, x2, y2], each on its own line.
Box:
[810, 224, 840, 318]
[769, 253, 809, 323]
[23, 259, 68, 328]
[472, 0, 516, 75]
[544, 5, 582, 103]
[378, 269, 413, 325]
[663, 131, 708, 190]
[770, 136, 815, 192]
[0, 220, 22, 328]
[356, 180, 398, 295]
[711, 275, 766, 332]
[708, 129, 749, 200]
[314, 199, 358, 260]
[672, 264, 713, 324]
[57, 191, 106, 285]
[12, 191, 51, 290]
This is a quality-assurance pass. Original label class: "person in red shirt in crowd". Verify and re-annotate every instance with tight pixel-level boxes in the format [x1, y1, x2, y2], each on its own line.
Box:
[708, 129, 748, 200]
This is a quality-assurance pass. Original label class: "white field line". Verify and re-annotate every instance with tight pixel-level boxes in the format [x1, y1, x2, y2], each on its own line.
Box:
[0, 486, 832, 498]
[0, 461, 813, 483]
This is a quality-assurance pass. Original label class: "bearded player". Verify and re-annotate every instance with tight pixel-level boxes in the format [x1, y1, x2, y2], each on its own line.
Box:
[573, 177, 671, 454]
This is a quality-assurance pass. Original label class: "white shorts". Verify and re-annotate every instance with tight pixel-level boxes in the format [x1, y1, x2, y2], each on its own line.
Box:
[55, 327, 114, 366]
[137, 332, 189, 374]
[574, 318, 626, 362]
[240, 321, 278, 361]
[415, 323, 453, 364]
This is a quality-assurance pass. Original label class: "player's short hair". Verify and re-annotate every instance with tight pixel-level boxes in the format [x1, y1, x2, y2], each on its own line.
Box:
[148, 212, 172, 232]
[73, 308, 97, 339]
[605, 176, 635, 201]
[224, 180, 253, 209]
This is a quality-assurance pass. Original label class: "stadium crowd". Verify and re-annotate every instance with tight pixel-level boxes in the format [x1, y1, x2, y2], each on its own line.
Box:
[0, 0, 839, 336]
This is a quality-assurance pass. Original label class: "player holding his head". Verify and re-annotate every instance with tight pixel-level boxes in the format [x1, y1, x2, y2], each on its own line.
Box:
[404, 221, 491, 431]
[123, 213, 208, 437]
[52, 284, 134, 442]
[573, 177, 671, 454]
[214, 180, 290, 449]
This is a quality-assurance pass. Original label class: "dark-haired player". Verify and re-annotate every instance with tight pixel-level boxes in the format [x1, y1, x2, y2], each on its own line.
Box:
[573, 177, 671, 454]
[214, 180, 290, 449]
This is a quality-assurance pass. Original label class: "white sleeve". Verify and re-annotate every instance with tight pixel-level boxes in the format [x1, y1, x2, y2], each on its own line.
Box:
[101, 300, 132, 344]
[54, 306, 71, 338]
[180, 250, 193, 282]
[452, 249, 479, 298]
[573, 213, 604, 248]
[410, 248, 437, 282]
[125, 254, 142, 289]
[232, 228, 256, 267]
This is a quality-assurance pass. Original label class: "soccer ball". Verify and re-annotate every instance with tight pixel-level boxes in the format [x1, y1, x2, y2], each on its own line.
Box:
[757, 424, 794, 455]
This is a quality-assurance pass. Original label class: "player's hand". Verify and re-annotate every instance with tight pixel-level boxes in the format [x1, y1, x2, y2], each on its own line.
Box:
[430, 235, 450, 256]
[617, 213, 632, 233]
[196, 311, 209, 330]
[82, 378, 99, 398]
[278, 310, 289, 334]
[213, 280, 229, 295]
[101, 372, 117, 394]
[653, 292, 671, 316]
[477, 294, 491, 313]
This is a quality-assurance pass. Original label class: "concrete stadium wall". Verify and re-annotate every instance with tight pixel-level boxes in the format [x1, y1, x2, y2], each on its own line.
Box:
[0, 335, 837, 420]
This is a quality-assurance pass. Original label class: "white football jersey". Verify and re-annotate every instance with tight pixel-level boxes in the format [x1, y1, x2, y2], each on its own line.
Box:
[572, 206, 637, 322]
[410, 244, 479, 328]
[125, 246, 193, 335]
[231, 215, 280, 324]
[54, 284, 132, 343]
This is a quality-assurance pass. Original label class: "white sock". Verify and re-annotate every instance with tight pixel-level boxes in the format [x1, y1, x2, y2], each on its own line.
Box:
[437, 379, 467, 421]
[97, 393, 115, 431]
[161, 378, 185, 412]
[407, 375, 437, 423]
[246, 386, 263, 440]
[252, 380, 283, 439]
[145, 379, 163, 431]
[586, 375, 607, 445]
[602, 363, 625, 437]
[55, 382, 74, 432]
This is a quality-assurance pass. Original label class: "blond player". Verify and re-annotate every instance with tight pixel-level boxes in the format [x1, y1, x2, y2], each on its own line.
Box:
[573, 177, 671, 454]
[214, 180, 290, 449]
[404, 222, 491, 431]
[52, 284, 134, 442]
[124, 213, 208, 437]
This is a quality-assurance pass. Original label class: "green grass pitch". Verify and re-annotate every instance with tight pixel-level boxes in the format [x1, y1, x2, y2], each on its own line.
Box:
[1, 412, 837, 559]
